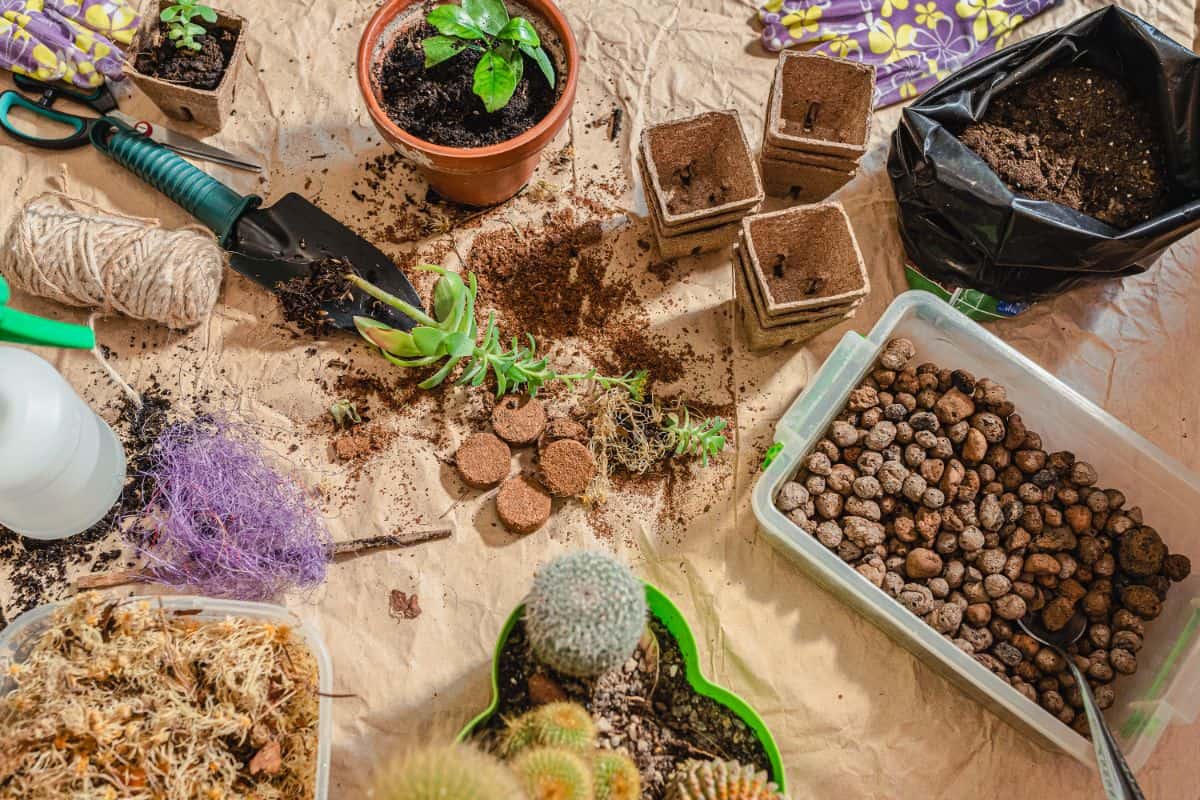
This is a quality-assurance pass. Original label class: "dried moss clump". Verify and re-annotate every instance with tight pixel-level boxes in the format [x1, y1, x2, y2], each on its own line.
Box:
[0, 592, 321, 798]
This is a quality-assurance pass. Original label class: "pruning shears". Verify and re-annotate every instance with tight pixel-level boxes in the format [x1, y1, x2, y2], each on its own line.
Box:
[0, 74, 260, 172]
[0, 275, 95, 349]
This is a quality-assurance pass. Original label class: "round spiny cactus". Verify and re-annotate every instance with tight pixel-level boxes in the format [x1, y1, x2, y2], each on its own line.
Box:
[525, 550, 647, 678]
[372, 743, 524, 800]
[665, 759, 784, 800]
[511, 747, 593, 800]
[504, 702, 597, 756]
[593, 750, 640, 800]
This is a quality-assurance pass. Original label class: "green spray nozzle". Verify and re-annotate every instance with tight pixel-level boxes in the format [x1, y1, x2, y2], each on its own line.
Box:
[0, 275, 95, 350]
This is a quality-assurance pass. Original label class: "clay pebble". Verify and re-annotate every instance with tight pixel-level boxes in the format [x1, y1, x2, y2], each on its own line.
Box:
[492, 395, 547, 446]
[538, 439, 596, 497]
[455, 432, 511, 489]
[496, 474, 553, 534]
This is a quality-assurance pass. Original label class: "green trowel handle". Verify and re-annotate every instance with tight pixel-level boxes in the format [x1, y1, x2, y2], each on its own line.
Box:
[88, 119, 261, 247]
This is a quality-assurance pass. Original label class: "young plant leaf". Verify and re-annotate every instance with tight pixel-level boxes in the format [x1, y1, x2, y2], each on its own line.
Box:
[432, 269, 466, 322]
[463, 0, 509, 35]
[473, 49, 521, 113]
[422, 35, 467, 68]
[412, 326, 449, 356]
[353, 317, 424, 358]
[160, 7, 180, 21]
[497, 17, 539, 48]
[444, 331, 476, 357]
[426, 4, 485, 39]
[519, 43, 555, 87]
[196, 5, 217, 23]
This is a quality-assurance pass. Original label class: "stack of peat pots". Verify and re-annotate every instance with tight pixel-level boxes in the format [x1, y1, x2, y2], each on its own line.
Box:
[735, 202, 869, 350]
[639, 110, 764, 260]
[760, 51, 875, 201]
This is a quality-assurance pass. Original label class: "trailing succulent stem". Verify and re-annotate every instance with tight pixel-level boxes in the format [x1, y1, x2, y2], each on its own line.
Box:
[524, 551, 647, 678]
[422, 0, 556, 112]
[373, 743, 525, 800]
[502, 702, 596, 757]
[349, 265, 646, 400]
[510, 747, 592, 800]
[663, 407, 728, 466]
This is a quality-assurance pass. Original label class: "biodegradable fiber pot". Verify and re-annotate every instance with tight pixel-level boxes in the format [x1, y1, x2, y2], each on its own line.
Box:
[357, 0, 578, 207]
[127, 0, 246, 131]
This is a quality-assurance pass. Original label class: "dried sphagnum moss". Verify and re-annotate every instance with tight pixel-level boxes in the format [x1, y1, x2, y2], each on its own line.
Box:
[0, 593, 320, 799]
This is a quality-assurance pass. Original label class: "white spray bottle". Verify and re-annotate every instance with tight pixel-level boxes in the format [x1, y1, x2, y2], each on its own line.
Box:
[0, 346, 126, 540]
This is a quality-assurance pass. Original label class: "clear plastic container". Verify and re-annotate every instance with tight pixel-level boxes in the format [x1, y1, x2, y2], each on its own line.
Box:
[751, 291, 1200, 771]
[0, 595, 333, 798]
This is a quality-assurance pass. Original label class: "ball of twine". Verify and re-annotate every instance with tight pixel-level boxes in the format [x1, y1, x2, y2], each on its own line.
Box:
[2, 192, 224, 329]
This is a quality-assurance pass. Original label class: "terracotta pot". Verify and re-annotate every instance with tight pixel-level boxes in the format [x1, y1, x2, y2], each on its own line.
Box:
[127, 0, 247, 131]
[357, 0, 578, 207]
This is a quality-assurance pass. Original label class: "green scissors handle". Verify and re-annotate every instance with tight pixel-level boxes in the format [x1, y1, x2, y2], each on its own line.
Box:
[0, 90, 96, 150]
[0, 276, 95, 350]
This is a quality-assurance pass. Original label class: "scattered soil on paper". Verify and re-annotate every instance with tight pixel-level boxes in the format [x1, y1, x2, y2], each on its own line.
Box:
[379, 22, 558, 148]
[959, 65, 1169, 228]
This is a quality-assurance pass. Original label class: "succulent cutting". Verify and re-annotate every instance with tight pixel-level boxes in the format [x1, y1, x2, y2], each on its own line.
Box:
[348, 265, 646, 399]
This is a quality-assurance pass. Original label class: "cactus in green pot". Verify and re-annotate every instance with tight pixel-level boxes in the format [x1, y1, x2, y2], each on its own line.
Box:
[510, 747, 593, 800]
[525, 550, 647, 678]
[665, 759, 785, 800]
[503, 701, 596, 757]
[593, 750, 640, 800]
[372, 743, 524, 800]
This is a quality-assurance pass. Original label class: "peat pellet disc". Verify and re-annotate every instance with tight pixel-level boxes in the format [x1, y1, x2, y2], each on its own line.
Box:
[492, 395, 548, 446]
[496, 474, 553, 534]
[455, 432, 511, 489]
[537, 417, 589, 454]
[538, 439, 596, 497]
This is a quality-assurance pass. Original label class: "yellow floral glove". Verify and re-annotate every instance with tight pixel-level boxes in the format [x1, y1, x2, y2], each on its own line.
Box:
[758, 0, 1054, 106]
[0, 0, 140, 88]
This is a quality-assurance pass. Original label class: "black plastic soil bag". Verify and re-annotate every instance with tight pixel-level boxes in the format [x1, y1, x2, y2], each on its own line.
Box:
[888, 5, 1200, 303]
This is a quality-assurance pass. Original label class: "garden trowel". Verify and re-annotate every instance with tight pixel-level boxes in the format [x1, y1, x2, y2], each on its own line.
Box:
[87, 118, 423, 332]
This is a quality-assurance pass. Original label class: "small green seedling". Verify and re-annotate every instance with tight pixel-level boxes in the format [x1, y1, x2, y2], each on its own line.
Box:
[328, 399, 362, 429]
[422, 0, 556, 113]
[664, 408, 728, 467]
[160, 0, 218, 51]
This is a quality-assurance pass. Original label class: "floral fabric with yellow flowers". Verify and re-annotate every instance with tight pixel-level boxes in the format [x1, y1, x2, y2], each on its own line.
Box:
[758, 0, 1056, 106]
[0, 0, 139, 88]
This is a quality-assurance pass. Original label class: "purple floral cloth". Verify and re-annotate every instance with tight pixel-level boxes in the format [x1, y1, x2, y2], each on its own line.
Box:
[759, 0, 1058, 107]
[0, 0, 138, 87]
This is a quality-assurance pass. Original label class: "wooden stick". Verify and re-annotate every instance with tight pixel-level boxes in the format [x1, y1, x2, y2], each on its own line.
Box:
[74, 528, 455, 590]
[75, 568, 150, 591]
[329, 527, 454, 560]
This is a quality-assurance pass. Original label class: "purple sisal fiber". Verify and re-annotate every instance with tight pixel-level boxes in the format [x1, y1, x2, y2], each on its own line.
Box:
[132, 416, 331, 600]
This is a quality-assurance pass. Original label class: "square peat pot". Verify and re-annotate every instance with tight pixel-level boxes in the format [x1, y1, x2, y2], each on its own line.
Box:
[641, 110, 764, 233]
[764, 51, 874, 159]
[741, 203, 869, 315]
[751, 291, 1200, 771]
[735, 243, 853, 351]
[128, 0, 247, 130]
[0, 596, 334, 798]
[641, 160, 740, 259]
[735, 235, 862, 327]
[760, 156, 856, 202]
[456, 582, 787, 791]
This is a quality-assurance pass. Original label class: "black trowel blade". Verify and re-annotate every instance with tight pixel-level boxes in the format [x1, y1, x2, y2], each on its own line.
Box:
[228, 192, 423, 332]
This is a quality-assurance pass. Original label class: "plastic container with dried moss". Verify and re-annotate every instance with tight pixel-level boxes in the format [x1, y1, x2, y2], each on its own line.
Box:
[0, 595, 332, 798]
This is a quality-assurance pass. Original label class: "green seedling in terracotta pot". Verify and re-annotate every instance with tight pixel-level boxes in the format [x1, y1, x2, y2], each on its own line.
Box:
[423, 0, 556, 112]
[347, 265, 646, 399]
[160, 0, 217, 50]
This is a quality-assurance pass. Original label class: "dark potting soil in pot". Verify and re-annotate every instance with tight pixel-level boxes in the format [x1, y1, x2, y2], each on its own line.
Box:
[135, 26, 237, 91]
[475, 616, 770, 799]
[378, 23, 558, 148]
[958, 65, 1169, 229]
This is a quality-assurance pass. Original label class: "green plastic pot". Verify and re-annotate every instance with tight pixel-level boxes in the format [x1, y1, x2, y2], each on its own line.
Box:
[456, 582, 787, 792]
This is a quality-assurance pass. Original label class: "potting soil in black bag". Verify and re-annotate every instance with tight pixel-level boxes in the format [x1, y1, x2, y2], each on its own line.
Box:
[888, 5, 1200, 305]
